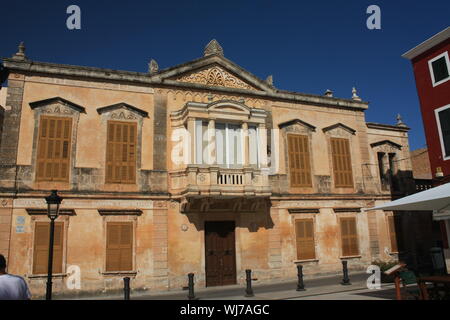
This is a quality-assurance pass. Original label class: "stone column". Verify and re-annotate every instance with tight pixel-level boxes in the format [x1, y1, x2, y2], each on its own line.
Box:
[258, 123, 268, 168]
[242, 122, 249, 167]
[207, 119, 216, 165]
[187, 117, 196, 165]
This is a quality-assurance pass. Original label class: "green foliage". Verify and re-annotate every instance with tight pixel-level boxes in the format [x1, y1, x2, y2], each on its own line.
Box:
[371, 259, 399, 273]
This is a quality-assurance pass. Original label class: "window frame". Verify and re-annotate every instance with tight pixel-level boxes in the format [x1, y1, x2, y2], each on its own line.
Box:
[105, 120, 138, 184]
[105, 221, 135, 273]
[32, 221, 65, 275]
[294, 218, 316, 261]
[287, 134, 313, 188]
[35, 115, 73, 182]
[435, 104, 450, 161]
[428, 51, 450, 87]
[339, 217, 360, 257]
[330, 137, 354, 188]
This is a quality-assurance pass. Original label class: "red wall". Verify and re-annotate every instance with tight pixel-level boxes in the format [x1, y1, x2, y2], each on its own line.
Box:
[411, 39, 450, 179]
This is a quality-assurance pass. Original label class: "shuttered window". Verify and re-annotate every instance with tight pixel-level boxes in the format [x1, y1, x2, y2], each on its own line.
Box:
[295, 219, 316, 260]
[331, 138, 353, 188]
[106, 222, 133, 272]
[288, 134, 312, 187]
[106, 121, 137, 184]
[340, 217, 359, 257]
[388, 216, 398, 252]
[36, 116, 72, 182]
[33, 222, 64, 274]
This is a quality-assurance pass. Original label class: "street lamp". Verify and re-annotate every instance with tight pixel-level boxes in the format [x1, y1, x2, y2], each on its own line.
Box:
[45, 190, 62, 300]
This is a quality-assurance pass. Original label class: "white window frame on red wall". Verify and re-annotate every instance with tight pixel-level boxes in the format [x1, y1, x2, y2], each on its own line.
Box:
[435, 104, 450, 161]
[428, 51, 450, 87]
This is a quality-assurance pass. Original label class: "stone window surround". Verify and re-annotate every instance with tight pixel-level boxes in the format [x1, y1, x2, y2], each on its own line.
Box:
[26, 213, 71, 278]
[97, 103, 148, 185]
[278, 119, 316, 189]
[100, 214, 138, 276]
[30, 97, 84, 185]
[291, 213, 319, 263]
[322, 123, 357, 190]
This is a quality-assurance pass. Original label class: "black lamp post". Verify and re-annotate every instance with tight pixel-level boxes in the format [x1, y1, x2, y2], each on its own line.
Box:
[45, 190, 62, 300]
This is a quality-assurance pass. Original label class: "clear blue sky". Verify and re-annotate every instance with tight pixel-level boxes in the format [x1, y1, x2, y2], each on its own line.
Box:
[1, 0, 449, 151]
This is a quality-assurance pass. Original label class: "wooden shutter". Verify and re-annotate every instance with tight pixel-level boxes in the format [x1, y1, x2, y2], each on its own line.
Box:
[106, 222, 133, 272]
[340, 217, 359, 256]
[331, 138, 353, 188]
[288, 135, 312, 187]
[295, 219, 316, 260]
[388, 216, 398, 252]
[106, 121, 137, 184]
[33, 222, 64, 274]
[36, 116, 72, 182]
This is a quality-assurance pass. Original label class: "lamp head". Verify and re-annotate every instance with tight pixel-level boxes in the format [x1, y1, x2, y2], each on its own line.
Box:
[45, 190, 62, 220]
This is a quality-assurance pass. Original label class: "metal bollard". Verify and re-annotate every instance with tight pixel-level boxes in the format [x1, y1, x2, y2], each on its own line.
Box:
[187, 273, 196, 300]
[245, 269, 254, 297]
[296, 265, 305, 291]
[123, 277, 131, 300]
[341, 260, 351, 285]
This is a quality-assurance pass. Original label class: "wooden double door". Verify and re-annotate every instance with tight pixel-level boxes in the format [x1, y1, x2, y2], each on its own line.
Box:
[205, 221, 237, 287]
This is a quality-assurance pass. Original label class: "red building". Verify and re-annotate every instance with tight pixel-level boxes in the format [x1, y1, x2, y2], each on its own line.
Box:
[403, 27, 450, 181]
[403, 27, 450, 269]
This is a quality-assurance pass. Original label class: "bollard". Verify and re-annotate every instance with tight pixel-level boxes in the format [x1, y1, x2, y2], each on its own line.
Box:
[245, 269, 254, 297]
[123, 277, 131, 300]
[341, 260, 351, 285]
[187, 273, 196, 300]
[296, 265, 305, 291]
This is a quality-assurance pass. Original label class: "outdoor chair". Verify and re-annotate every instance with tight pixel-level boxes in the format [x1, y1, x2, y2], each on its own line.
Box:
[397, 271, 421, 300]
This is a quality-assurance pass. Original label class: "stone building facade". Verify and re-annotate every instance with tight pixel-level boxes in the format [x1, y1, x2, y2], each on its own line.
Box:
[0, 40, 414, 297]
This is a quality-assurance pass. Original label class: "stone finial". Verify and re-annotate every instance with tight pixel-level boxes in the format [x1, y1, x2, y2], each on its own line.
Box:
[266, 75, 273, 86]
[148, 59, 159, 74]
[204, 39, 224, 57]
[324, 89, 333, 97]
[12, 41, 27, 60]
[352, 87, 361, 101]
[396, 114, 407, 127]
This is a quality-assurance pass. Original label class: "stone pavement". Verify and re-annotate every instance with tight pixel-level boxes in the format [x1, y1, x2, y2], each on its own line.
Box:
[70, 272, 401, 300]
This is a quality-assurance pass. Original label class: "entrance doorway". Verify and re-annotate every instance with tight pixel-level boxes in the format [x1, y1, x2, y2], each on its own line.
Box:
[205, 221, 237, 287]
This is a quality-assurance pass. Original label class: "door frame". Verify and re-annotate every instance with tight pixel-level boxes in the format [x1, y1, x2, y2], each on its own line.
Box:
[204, 220, 237, 287]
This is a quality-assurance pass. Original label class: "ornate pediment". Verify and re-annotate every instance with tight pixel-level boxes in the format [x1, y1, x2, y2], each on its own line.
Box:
[174, 65, 257, 91]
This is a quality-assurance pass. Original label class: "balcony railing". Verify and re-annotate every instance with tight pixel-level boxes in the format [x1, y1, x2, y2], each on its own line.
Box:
[170, 165, 271, 198]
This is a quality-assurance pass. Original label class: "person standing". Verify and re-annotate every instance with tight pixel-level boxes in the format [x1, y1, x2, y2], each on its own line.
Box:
[0, 254, 31, 300]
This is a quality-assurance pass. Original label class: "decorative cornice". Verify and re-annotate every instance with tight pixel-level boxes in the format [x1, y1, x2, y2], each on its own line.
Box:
[322, 123, 356, 135]
[96, 102, 149, 118]
[278, 119, 316, 132]
[26, 208, 76, 216]
[366, 122, 410, 132]
[98, 209, 143, 216]
[29, 97, 86, 113]
[288, 208, 320, 214]
[333, 208, 361, 213]
[370, 140, 403, 149]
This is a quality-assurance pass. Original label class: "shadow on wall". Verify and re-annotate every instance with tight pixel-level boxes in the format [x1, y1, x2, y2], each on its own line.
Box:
[181, 197, 274, 232]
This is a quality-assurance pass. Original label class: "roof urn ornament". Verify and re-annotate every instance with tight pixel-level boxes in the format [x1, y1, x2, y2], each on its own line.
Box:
[148, 59, 159, 74]
[13, 41, 27, 60]
[352, 87, 361, 101]
[204, 39, 224, 57]
[266, 75, 273, 86]
[324, 89, 333, 97]
[396, 114, 407, 127]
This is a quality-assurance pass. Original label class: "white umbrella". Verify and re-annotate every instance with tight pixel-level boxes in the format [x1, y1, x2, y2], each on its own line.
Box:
[366, 182, 450, 220]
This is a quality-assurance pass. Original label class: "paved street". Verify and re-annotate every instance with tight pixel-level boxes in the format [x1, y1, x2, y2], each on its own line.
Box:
[70, 272, 402, 300]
